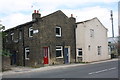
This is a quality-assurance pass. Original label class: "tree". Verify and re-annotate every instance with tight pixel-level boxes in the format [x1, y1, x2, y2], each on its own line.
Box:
[0, 24, 5, 31]
[0, 23, 11, 57]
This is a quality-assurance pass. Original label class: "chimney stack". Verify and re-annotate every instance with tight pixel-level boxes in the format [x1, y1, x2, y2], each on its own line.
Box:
[34, 10, 36, 13]
[32, 10, 41, 20]
[69, 14, 76, 23]
[71, 14, 73, 17]
[37, 10, 39, 13]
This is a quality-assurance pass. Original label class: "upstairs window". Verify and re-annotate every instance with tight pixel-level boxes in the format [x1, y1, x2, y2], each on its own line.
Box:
[11, 33, 14, 41]
[29, 27, 33, 37]
[56, 46, 63, 58]
[77, 48, 82, 56]
[56, 26, 61, 37]
[90, 29, 94, 37]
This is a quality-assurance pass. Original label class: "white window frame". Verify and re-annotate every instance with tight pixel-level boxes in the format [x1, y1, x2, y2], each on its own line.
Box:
[56, 26, 61, 37]
[90, 29, 94, 37]
[25, 47, 30, 60]
[56, 46, 63, 58]
[98, 46, 101, 55]
[11, 33, 14, 41]
[77, 48, 82, 57]
[29, 27, 33, 37]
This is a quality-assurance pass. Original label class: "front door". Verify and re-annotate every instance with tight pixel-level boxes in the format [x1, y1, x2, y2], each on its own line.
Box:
[43, 47, 49, 64]
[64, 47, 70, 64]
[11, 50, 17, 65]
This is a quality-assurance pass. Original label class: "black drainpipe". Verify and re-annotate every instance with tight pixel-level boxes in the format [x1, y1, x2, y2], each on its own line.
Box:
[63, 42, 65, 64]
[74, 24, 77, 63]
[22, 27, 25, 66]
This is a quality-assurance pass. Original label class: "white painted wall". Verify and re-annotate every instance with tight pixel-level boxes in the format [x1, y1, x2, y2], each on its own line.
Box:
[76, 18, 110, 62]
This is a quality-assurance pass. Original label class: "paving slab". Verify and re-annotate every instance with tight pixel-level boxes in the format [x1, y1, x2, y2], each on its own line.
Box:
[2, 58, 118, 75]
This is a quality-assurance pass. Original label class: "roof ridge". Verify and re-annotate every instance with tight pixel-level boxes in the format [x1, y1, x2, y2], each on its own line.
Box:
[76, 17, 97, 24]
[4, 10, 67, 31]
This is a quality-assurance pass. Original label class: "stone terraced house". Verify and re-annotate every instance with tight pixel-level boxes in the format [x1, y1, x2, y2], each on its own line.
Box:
[3, 10, 76, 67]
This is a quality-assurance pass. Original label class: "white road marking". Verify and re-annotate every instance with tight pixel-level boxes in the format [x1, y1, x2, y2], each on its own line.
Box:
[108, 67, 116, 70]
[88, 67, 116, 75]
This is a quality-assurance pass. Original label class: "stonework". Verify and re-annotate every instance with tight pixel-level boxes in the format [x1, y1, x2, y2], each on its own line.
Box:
[3, 10, 76, 67]
[2, 56, 11, 71]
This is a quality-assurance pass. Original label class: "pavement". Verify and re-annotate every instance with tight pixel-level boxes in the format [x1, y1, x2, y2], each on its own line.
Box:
[2, 58, 118, 76]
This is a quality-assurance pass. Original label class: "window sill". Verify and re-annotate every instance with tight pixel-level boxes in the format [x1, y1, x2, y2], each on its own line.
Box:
[56, 35, 61, 37]
[56, 57, 63, 59]
[29, 36, 33, 38]
[77, 56, 82, 57]
[25, 58, 30, 60]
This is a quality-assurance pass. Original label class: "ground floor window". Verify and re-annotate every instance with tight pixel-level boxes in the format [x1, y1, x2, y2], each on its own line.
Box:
[98, 46, 101, 55]
[77, 48, 82, 56]
[56, 46, 63, 58]
[25, 47, 30, 60]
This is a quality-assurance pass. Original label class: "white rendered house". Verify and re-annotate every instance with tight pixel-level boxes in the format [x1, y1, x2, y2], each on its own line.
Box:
[76, 17, 110, 62]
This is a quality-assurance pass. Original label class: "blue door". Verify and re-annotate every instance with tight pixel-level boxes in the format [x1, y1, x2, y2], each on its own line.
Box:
[64, 48, 69, 64]
[11, 53, 16, 65]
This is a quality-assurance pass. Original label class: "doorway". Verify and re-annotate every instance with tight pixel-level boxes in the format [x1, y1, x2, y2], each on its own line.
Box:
[43, 47, 49, 64]
[64, 46, 70, 64]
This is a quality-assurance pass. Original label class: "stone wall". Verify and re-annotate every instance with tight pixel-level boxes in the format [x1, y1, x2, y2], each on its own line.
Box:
[3, 10, 76, 67]
[2, 56, 11, 71]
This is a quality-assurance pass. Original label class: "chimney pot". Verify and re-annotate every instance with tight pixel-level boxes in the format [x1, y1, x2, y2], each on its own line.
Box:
[37, 10, 39, 13]
[34, 10, 36, 13]
[32, 10, 41, 20]
[71, 14, 73, 17]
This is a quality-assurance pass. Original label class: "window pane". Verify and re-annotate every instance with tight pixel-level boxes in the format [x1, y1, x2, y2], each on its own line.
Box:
[78, 48, 82, 50]
[56, 46, 62, 49]
[78, 51, 82, 55]
[56, 28, 60, 35]
[29, 27, 33, 37]
[25, 48, 30, 60]
[26, 52, 30, 58]
[56, 27, 61, 37]
[56, 46, 62, 58]
[30, 30, 33, 36]
[56, 50, 62, 57]
[11, 33, 14, 40]
[98, 46, 101, 55]
[78, 48, 82, 56]
[90, 29, 94, 37]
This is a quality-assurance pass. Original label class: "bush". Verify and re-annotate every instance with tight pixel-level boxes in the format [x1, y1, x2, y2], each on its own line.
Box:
[0, 49, 11, 57]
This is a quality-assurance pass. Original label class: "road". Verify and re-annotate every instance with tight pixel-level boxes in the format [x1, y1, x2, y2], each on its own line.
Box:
[2, 59, 118, 78]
